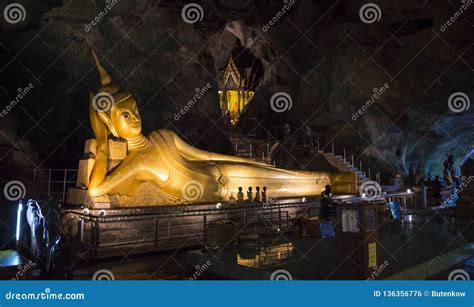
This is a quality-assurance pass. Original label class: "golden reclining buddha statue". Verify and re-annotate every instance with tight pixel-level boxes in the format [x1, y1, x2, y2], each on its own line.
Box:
[78, 51, 355, 207]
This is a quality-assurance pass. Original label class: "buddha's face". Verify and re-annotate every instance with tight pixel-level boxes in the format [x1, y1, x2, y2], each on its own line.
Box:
[110, 97, 142, 139]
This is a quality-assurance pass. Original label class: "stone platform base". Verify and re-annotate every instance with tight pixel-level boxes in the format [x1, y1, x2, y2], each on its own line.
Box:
[63, 198, 320, 259]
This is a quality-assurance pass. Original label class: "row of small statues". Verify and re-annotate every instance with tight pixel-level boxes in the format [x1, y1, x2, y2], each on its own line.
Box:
[229, 186, 269, 203]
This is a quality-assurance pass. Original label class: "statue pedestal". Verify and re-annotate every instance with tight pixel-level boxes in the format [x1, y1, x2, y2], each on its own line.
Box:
[63, 198, 317, 258]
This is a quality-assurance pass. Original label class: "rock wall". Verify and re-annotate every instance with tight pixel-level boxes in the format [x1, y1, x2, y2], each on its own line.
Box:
[0, 0, 473, 192]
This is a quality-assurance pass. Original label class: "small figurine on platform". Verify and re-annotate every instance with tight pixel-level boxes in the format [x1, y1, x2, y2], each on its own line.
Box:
[229, 193, 235, 201]
[247, 187, 253, 202]
[262, 186, 268, 203]
[237, 187, 244, 202]
[254, 186, 262, 202]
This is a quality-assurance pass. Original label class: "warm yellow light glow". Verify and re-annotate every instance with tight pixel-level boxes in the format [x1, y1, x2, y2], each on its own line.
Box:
[218, 57, 255, 125]
[84, 50, 357, 207]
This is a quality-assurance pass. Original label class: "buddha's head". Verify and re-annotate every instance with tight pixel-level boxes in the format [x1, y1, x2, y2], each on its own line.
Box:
[90, 50, 142, 140]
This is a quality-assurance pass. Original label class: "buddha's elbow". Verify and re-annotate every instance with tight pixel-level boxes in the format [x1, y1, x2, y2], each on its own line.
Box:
[88, 186, 101, 197]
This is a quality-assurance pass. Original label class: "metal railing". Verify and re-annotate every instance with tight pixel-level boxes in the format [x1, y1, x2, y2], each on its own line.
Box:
[334, 192, 415, 211]
[33, 169, 78, 201]
[67, 200, 304, 256]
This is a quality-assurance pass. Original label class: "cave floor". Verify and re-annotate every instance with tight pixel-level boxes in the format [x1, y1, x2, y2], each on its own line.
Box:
[66, 208, 474, 280]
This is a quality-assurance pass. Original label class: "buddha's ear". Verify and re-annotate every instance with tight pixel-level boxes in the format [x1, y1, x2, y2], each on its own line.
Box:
[97, 112, 112, 130]
[97, 111, 119, 138]
[90, 93, 108, 142]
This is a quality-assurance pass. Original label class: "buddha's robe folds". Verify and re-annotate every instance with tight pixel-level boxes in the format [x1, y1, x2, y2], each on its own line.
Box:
[94, 129, 330, 206]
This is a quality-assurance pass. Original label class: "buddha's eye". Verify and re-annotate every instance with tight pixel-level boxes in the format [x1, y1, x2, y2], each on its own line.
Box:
[121, 111, 130, 119]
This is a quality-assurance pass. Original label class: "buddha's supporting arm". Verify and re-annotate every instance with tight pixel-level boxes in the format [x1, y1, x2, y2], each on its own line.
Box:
[89, 166, 134, 196]
[88, 94, 109, 195]
[164, 130, 269, 166]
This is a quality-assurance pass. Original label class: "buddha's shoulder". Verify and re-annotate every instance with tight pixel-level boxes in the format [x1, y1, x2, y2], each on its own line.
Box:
[150, 129, 179, 139]
[148, 129, 181, 146]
